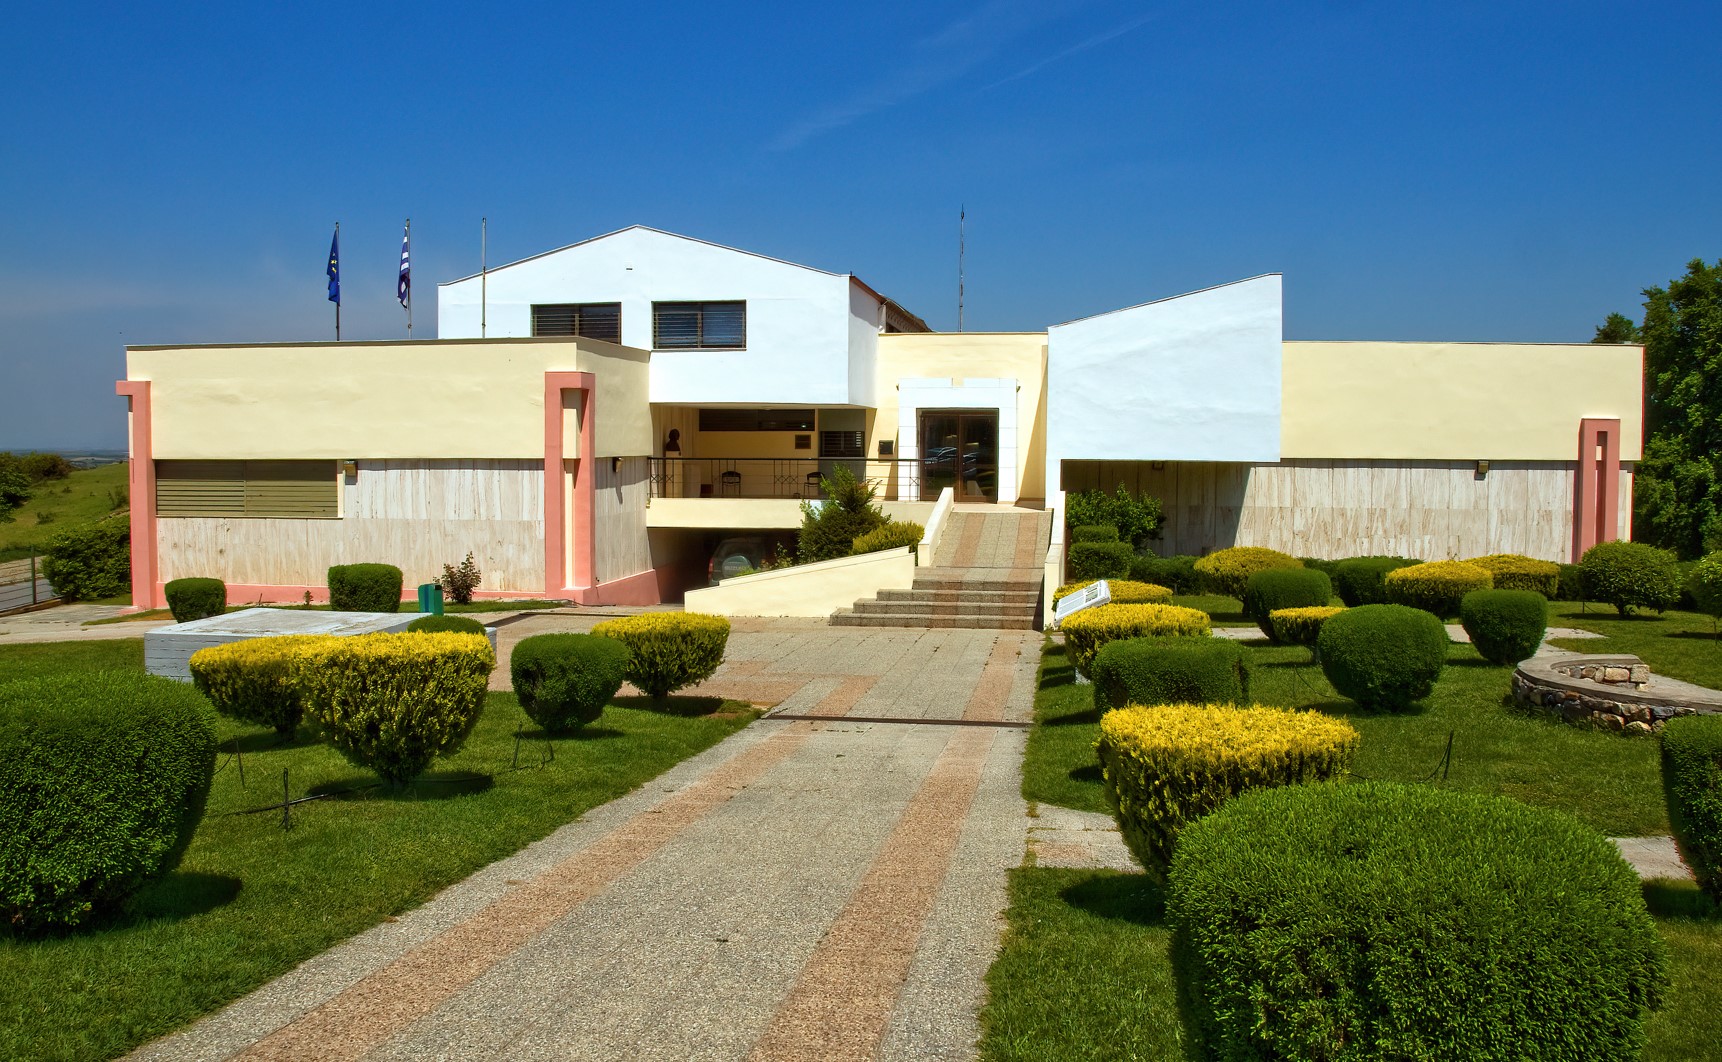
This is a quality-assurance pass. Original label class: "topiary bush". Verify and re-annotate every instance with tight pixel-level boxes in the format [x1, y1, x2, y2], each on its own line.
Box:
[1556, 562, 1588, 601]
[189, 635, 329, 736]
[164, 577, 226, 623]
[798, 465, 886, 562]
[1384, 559, 1493, 618]
[1267, 606, 1345, 657]
[1580, 541, 1682, 616]
[1051, 579, 1173, 607]
[1661, 714, 1722, 905]
[1331, 556, 1418, 607]
[1089, 637, 1251, 713]
[1098, 703, 1357, 882]
[1067, 541, 1134, 582]
[295, 632, 494, 786]
[1460, 589, 1548, 665]
[1295, 557, 1340, 579]
[1168, 782, 1669, 1062]
[1070, 524, 1120, 543]
[1193, 546, 1301, 598]
[1060, 603, 1211, 677]
[1065, 484, 1162, 546]
[406, 615, 487, 635]
[1467, 553, 1561, 597]
[851, 521, 923, 556]
[40, 518, 129, 601]
[1131, 554, 1201, 594]
[1686, 552, 1722, 620]
[0, 671, 216, 932]
[1241, 567, 1333, 639]
[510, 633, 631, 733]
[590, 612, 731, 698]
[327, 563, 404, 613]
[1318, 603, 1449, 712]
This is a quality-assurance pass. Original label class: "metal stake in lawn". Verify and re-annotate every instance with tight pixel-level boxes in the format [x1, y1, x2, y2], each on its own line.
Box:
[282, 768, 291, 831]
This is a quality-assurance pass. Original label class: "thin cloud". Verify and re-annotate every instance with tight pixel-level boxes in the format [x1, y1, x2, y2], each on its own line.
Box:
[981, 9, 1163, 91]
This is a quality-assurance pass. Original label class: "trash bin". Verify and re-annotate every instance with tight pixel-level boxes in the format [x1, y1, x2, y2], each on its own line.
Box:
[417, 582, 445, 616]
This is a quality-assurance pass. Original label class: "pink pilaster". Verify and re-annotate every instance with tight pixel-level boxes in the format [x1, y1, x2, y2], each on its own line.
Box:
[1574, 417, 1622, 560]
[115, 380, 161, 609]
[543, 371, 597, 599]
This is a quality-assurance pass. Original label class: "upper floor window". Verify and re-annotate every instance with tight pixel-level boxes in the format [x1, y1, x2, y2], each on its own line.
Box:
[653, 301, 746, 350]
[532, 302, 621, 343]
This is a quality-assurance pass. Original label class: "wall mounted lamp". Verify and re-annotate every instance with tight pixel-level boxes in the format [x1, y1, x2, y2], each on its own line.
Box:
[611, 456, 623, 474]
[1476, 460, 1490, 477]
[341, 461, 357, 478]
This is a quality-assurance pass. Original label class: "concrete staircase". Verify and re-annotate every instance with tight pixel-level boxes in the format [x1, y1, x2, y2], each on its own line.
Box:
[831, 508, 1050, 629]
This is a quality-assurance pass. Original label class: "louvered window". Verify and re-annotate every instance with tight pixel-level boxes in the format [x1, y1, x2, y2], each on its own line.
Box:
[156, 460, 338, 518]
[819, 431, 864, 458]
[653, 301, 746, 349]
[531, 303, 621, 342]
[697, 408, 815, 432]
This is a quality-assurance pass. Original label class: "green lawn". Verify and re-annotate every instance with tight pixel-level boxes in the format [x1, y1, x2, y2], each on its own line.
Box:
[1553, 604, 1722, 689]
[0, 462, 128, 563]
[84, 599, 571, 626]
[0, 639, 756, 1062]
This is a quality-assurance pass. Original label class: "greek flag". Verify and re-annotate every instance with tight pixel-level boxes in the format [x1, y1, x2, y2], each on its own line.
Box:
[326, 228, 340, 304]
[397, 223, 411, 308]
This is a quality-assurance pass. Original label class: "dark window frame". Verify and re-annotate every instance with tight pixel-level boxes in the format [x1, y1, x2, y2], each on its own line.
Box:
[697, 408, 816, 432]
[653, 300, 747, 350]
[531, 302, 622, 343]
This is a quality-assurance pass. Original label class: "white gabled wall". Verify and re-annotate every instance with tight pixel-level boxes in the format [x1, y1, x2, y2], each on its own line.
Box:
[438, 227, 879, 406]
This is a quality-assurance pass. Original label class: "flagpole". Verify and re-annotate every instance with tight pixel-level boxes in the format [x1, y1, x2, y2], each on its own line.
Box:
[405, 218, 412, 339]
[480, 217, 488, 339]
[335, 221, 341, 342]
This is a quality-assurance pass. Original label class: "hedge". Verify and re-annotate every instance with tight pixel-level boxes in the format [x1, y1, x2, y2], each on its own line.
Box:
[1467, 553, 1561, 597]
[295, 632, 494, 785]
[1460, 589, 1548, 665]
[164, 577, 226, 623]
[1267, 605, 1344, 655]
[1050, 579, 1173, 607]
[1097, 703, 1357, 882]
[1089, 637, 1251, 713]
[1384, 559, 1493, 618]
[406, 615, 487, 635]
[1067, 541, 1134, 582]
[40, 519, 129, 601]
[1556, 562, 1588, 601]
[0, 671, 216, 932]
[1241, 567, 1332, 639]
[1192, 546, 1301, 598]
[511, 632, 631, 733]
[1130, 554, 1201, 594]
[1581, 541, 1681, 616]
[1060, 603, 1211, 677]
[189, 634, 329, 736]
[1662, 714, 1722, 904]
[327, 563, 404, 613]
[852, 521, 923, 556]
[1318, 603, 1449, 712]
[1070, 524, 1120, 543]
[1687, 552, 1722, 619]
[1331, 556, 1418, 607]
[590, 612, 731, 698]
[1168, 782, 1669, 1061]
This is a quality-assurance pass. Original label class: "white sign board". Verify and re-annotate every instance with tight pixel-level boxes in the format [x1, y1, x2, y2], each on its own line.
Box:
[1053, 579, 1112, 627]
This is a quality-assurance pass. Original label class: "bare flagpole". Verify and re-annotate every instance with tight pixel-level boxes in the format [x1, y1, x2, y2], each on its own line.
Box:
[481, 217, 488, 339]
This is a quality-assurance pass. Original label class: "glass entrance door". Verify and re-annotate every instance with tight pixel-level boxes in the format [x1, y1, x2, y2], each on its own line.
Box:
[919, 410, 999, 502]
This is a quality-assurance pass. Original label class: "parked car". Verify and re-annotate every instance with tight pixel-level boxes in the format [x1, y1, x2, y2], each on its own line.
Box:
[707, 533, 795, 584]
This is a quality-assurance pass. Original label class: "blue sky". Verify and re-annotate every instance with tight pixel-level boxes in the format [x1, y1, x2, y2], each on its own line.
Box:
[2, 0, 1719, 449]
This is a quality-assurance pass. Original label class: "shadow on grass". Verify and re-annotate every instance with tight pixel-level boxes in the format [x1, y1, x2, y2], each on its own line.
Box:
[1643, 879, 1720, 921]
[1259, 659, 1319, 670]
[307, 770, 496, 801]
[1068, 764, 1104, 784]
[1040, 669, 1076, 689]
[1045, 707, 1102, 727]
[123, 871, 244, 926]
[1667, 630, 1722, 641]
[516, 725, 625, 741]
[1446, 658, 1512, 669]
[1060, 871, 1166, 926]
[228, 729, 321, 755]
[1309, 698, 1428, 720]
[614, 694, 731, 717]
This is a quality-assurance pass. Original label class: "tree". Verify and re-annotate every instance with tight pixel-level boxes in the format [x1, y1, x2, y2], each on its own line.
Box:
[797, 465, 887, 561]
[1613, 259, 1722, 558]
[1591, 312, 1641, 344]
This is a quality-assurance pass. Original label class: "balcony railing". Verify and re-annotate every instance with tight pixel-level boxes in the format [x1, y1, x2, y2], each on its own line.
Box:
[648, 458, 931, 502]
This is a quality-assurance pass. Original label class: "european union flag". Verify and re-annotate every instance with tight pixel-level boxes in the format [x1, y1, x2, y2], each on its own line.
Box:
[326, 227, 340, 305]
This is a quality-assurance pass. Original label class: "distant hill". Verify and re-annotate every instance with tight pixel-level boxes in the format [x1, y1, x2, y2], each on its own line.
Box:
[0, 461, 130, 563]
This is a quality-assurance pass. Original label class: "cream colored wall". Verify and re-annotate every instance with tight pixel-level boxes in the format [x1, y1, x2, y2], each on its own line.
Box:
[874, 333, 1048, 503]
[594, 456, 652, 583]
[127, 337, 652, 460]
[1282, 342, 1643, 461]
[682, 546, 917, 617]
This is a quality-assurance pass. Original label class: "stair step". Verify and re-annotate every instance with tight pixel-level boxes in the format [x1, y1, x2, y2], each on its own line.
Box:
[876, 588, 1041, 605]
[849, 599, 1036, 618]
[830, 610, 1037, 630]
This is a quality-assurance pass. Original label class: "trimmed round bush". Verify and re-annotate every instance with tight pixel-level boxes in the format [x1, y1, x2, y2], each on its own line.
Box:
[1241, 567, 1333, 639]
[189, 634, 329, 736]
[510, 633, 631, 733]
[1331, 556, 1418, 607]
[1050, 579, 1173, 607]
[0, 671, 217, 932]
[1662, 714, 1722, 904]
[164, 577, 226, 623]
[1267, 605, 1344, 654]
[1384, 559, 1493, 618]
[1070, 524, 1120, 543]
[1098, 703, 1357, 882]
[1060, 603, 1211, 677]
[1580, 540, 1681, 616]
[1318, 603, 1448, 712]
[1467, 553, 1560, 597]
[1295, 556, 1340, 578]
[590, 612, 731, 698]
[1089, 637, 1251, 712]
[1067, 541, 1134, 582]
[1168, 782, 1669, 1061]
[406, 615, 487, 635]
[40, 518, 129, 601]
[1460, 588, 1548, 665]
[1130, 554, 1200, 594]
[1687, 552, 1722, 619]
[1192, 546, 1301, 598]
[295, 632, 495, 786]
[327, 563, 404, 613]
[851, 520, 923, 555]
[1556, 562, 1588, 601]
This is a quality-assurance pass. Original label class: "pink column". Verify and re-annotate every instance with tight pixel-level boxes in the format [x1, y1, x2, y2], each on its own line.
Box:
[543, 372, 596, 599]
[114, 381, 161, 609]
[1573, 417, 1622, 560]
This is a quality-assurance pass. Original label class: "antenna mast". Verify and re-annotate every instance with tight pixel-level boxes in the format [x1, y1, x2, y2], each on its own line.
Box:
[958, 206, 966, 332]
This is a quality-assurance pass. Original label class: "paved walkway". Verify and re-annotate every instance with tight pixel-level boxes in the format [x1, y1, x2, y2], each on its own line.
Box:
[0, 601, 172, 644]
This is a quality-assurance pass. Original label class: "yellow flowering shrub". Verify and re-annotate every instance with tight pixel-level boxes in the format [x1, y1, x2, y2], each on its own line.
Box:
[1050, 579, 1174, 607]
[189, 634, 339, 736]
[1097, 703, 1359, 881]
[590, 612, 731, 698]
[1061, 603, 1210, 676]
[1267, 605, 1346, 649]
[1192, 547, 1302, 597]
[1384, 560, 1493, 618]
[1466, 553, 1560, 597]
